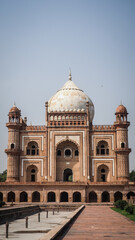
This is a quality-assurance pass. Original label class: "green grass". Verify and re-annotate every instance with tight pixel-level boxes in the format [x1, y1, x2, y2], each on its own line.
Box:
[111, 207, 135, 222]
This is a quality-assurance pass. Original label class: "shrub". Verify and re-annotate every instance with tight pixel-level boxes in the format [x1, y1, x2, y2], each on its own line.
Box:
[125, 205, 134, 215]
[114, 200, 128, 210]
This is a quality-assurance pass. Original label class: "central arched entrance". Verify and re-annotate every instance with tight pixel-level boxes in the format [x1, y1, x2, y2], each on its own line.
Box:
[56, 140, 79, 182]
[63, 168, 73, 181]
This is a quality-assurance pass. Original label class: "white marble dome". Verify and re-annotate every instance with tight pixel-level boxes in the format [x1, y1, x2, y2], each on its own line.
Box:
[48, 73, 94, 122]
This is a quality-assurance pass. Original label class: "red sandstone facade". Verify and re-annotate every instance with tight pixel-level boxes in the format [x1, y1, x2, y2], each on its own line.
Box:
[0, 73, 135, 203]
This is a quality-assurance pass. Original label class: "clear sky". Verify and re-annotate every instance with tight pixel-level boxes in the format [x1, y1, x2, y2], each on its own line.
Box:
[0, 0, 135, 172]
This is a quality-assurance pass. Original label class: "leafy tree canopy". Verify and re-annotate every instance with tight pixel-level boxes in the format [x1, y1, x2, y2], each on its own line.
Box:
[129, 170, 135, 182]
[0, 169, 7, 182]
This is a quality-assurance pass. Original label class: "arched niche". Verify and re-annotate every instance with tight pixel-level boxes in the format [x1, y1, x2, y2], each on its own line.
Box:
[26, 165, 38, 182]
[97, 164, 110, 182]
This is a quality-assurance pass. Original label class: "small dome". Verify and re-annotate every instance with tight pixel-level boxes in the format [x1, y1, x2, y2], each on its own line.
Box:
[9, 104, 20, 114]
[48, 73, 94, 122]
[116, 104, 127, 114]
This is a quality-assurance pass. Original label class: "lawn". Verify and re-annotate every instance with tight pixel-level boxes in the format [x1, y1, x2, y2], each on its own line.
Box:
[111, 207, 135, 222]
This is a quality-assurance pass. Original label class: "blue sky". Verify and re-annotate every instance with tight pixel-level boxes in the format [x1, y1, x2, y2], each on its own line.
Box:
[0, 0, 135, 171]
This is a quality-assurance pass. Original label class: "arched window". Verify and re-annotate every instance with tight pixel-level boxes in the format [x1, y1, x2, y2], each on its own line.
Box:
[16, 117, 19, 123]
[11, 143, 15, 149]
[64, 148, 72, 157]
[96, 141, 109, 155]
[26, 141, 39, 156]
[31, 169, 36, 182]
[57, 149, 61, 156]
[12, 116, 15, 122]
[75, 150, 79, 156]
[121, 142, 125, 148]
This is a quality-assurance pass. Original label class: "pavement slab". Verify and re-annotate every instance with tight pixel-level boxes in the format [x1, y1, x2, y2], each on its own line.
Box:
[62, 206, 135, 240]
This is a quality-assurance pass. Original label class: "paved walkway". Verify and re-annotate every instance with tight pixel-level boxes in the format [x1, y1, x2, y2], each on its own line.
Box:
[62, 206, 135, 240]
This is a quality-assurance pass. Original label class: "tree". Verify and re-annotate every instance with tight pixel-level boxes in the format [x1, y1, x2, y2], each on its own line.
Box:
[0, 169, 7, 182]
[129, 170, 135, 182]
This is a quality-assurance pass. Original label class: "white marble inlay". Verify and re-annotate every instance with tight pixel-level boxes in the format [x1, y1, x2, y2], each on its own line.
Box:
[22, 136, 44, 151]
[92, 158, 114, 177]
[21, 159, 43, 177]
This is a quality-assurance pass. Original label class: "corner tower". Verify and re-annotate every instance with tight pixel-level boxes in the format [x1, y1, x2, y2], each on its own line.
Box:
[114, 104, 131, 182]
[5, 105, 21, 182]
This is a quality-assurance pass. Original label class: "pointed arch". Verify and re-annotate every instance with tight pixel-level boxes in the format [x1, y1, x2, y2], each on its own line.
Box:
[20, 191, 28, 202]
[97, 164, 109, 182]
[127, 191, 135, 200]
[89, 191, 97, 203]
[60, 192, 68, 202]
[26, 165, 38, 182]
[114, 191, 123, 202]
[73, 192, 81, 202]
[32, 191, 40, 202]
[47, 192, 56, 202]
[7, 191, 15, 202]
[102, 191, 110, 202]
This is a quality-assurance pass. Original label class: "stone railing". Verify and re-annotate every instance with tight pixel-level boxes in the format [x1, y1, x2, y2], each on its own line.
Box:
[26, 125, 46, 131]
[92, 125, 115, 131]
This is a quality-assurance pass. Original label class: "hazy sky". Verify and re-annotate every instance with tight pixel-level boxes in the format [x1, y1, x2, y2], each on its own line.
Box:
[0, 0, 135, 172]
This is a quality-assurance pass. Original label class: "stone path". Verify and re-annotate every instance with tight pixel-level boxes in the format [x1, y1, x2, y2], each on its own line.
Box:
[62, 206, 135, 240]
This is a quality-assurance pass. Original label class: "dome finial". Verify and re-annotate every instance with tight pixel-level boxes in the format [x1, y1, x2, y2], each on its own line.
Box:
[69, 69, 72, 81]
